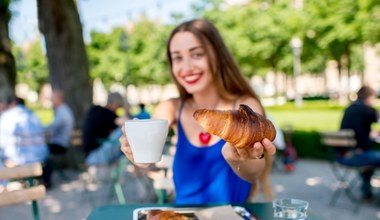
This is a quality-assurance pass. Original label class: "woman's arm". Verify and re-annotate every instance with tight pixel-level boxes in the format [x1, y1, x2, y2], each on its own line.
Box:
[152, 99, 179, 127]
[222, 139, 275, 183]
[120, 99, 179, 166]
[221, 97, 276, 183]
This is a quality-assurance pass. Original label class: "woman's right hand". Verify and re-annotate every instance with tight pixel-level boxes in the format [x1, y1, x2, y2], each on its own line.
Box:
[119, 125, 151, 168]
[119, 125, 134, 162]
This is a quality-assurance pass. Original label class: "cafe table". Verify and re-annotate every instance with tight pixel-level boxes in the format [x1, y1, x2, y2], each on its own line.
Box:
[86, 202, 325, 220]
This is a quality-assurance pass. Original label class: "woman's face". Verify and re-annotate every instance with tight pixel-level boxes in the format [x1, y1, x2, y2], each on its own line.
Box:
[169, 31, 214, 95]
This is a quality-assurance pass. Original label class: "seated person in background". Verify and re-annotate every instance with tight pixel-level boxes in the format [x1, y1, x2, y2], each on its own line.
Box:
[45, 89, 74, 154]
[82, 92, 125, 157]
[86, 102, 132, 166]
[133, 103, 151, 119]
[43, 89, 75, 188]
[85, 126, 124, 166]
[0, 96, 48, 167]
[340, 85, 380, 201]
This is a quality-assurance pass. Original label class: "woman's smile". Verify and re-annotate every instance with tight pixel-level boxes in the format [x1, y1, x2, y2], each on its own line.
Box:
[182, 72, 203, 84]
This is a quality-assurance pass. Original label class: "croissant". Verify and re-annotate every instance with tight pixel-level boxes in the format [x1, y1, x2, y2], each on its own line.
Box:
[193, 104, 276, 148]
[147, 210, 190, 220]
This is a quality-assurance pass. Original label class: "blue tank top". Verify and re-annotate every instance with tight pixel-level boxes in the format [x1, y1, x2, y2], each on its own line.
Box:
[173, 102, 252, 204]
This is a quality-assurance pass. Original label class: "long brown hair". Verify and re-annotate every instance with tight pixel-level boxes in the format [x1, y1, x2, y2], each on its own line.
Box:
[166, 19, 262, 106]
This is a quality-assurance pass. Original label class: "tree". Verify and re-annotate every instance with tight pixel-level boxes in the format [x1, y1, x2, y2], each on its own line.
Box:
[0, 0, 16, 101]
[87, 28, 128, 89]
[13, 39, 48, 92]
[305, 0, 367, 98]
[37, 0, 92, 128]
[126, 18, 170, 86]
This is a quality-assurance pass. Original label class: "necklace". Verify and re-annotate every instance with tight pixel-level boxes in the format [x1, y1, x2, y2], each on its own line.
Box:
[193, 98, 220, 145]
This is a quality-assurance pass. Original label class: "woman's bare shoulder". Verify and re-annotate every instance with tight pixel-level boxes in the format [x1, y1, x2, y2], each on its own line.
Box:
[155, 98, 181, 111]
[153, 98, 181, 125]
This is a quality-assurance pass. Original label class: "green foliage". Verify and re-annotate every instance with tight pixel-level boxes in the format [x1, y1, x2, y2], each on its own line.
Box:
[87, 27, 129, 88]
[86, 19, 171, 89]
[303, 0, 380, 76]
[13, 39, 48, 91]
[290, 130, 333, 160]
[11, 0, 380, 90]
[126, 19, 171, 86]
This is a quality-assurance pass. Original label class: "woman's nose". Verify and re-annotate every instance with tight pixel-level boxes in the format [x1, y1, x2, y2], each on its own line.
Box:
[182, 57, 194, 72]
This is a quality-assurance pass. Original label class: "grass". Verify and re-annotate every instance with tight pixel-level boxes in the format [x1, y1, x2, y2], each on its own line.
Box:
[268, 109, 343, 131]
[266, 100, 380, 132]
[34, 107, 54, 126]
[33, 100, 380, 132]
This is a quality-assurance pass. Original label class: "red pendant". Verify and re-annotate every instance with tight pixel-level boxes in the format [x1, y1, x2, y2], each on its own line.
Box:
[199, 132, 211, 145]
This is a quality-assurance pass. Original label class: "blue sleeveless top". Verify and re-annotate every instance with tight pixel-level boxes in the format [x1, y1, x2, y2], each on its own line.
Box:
[173, 102, 252, 204]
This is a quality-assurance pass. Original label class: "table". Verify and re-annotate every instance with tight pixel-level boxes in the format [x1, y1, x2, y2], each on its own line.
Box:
[87, 202, 325, 220]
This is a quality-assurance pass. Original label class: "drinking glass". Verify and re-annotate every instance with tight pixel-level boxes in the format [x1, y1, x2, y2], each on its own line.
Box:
[273, 198, 308, 220]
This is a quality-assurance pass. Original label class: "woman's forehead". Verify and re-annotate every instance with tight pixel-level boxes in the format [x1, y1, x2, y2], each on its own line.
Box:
[170, 31, 202, 51]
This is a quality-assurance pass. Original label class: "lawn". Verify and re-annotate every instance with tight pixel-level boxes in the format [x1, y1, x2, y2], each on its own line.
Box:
[33, 100, 380, 132]
[267, 100, 380, 132]
[266, 100, 344, 131]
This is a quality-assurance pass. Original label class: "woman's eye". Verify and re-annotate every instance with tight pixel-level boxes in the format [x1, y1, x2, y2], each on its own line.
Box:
[192, 52, 204, 59]
[172, 56, 182, 63]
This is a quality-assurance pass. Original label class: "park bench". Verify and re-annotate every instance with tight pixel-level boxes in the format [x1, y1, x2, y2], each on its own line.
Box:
[0, 163, 46, 220]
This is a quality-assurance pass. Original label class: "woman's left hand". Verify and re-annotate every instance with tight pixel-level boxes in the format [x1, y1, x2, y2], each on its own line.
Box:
[222, 138, 276, 161]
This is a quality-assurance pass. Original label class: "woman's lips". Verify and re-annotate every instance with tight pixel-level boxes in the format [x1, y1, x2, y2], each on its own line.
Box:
[183, 73, 202, 84]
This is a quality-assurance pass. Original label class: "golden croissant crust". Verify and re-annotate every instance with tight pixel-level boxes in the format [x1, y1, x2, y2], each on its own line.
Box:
[147, 210, 190, 220]
[193, 104, 276, 148]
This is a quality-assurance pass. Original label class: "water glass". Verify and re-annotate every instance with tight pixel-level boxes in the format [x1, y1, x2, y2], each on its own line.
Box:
[273, 198, 308, 220]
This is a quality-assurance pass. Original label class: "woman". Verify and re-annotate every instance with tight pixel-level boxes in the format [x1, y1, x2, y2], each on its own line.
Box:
[120, 19, 276, 204]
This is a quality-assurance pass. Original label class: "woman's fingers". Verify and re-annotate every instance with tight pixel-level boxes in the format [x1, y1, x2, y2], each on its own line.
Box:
[119, 126, 134, 161]
[262, 138, 276, 155]
[224, 138, 277, 161]
[252, 142, 264, 158]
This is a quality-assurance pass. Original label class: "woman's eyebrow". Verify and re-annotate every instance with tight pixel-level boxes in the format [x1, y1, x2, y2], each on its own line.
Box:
[170, 45, 203, 55]
[189, 46, 203, 52]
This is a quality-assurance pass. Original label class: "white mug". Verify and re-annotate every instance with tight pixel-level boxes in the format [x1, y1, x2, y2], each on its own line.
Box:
[125, 119, 168, 163]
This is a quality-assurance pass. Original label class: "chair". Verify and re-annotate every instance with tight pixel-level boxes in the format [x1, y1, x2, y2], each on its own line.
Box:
[82, 127, 155, 205]
[320, 129, 364, 212]
[149, 154, 175, 204]
[0, 163, 46, 220]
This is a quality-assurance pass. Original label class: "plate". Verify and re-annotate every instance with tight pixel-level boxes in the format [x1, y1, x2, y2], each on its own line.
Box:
[133, 206, 259, 220]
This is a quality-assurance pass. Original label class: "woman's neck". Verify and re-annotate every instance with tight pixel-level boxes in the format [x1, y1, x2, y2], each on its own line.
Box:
[191, 91, 221, 110]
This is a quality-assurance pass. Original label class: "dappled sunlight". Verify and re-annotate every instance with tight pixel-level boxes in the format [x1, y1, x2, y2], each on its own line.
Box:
[305, 177, 322, 186]
[371, 177, 380, 188]
[44, 197, 62, 213]
[273, 184, 285, 193]
[60, 181, 81, 192]
[87, 182, 102, 192]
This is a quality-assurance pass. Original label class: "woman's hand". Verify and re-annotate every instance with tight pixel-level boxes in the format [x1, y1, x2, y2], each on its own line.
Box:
[222, 138, 276, 183]
[222, 138, 276, 162]
[119, 126, 151, 168]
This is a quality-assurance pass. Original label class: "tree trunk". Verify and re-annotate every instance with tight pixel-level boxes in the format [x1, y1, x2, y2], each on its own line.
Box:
[37, 0, 92, 128]
[0, 0, 16, 101]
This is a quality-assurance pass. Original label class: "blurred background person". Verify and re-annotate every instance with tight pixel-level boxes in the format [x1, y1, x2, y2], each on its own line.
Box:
[0, 96, 48, 191]
[133, 103, 151, 119]
[0, 96, 48, 167]
[82, 92, 125, 157]
[340, 85, 380, 201]
[43, 89, 75, 188]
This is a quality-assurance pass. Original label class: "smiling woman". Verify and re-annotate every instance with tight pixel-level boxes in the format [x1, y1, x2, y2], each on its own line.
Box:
[119, 19, 277, 205]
